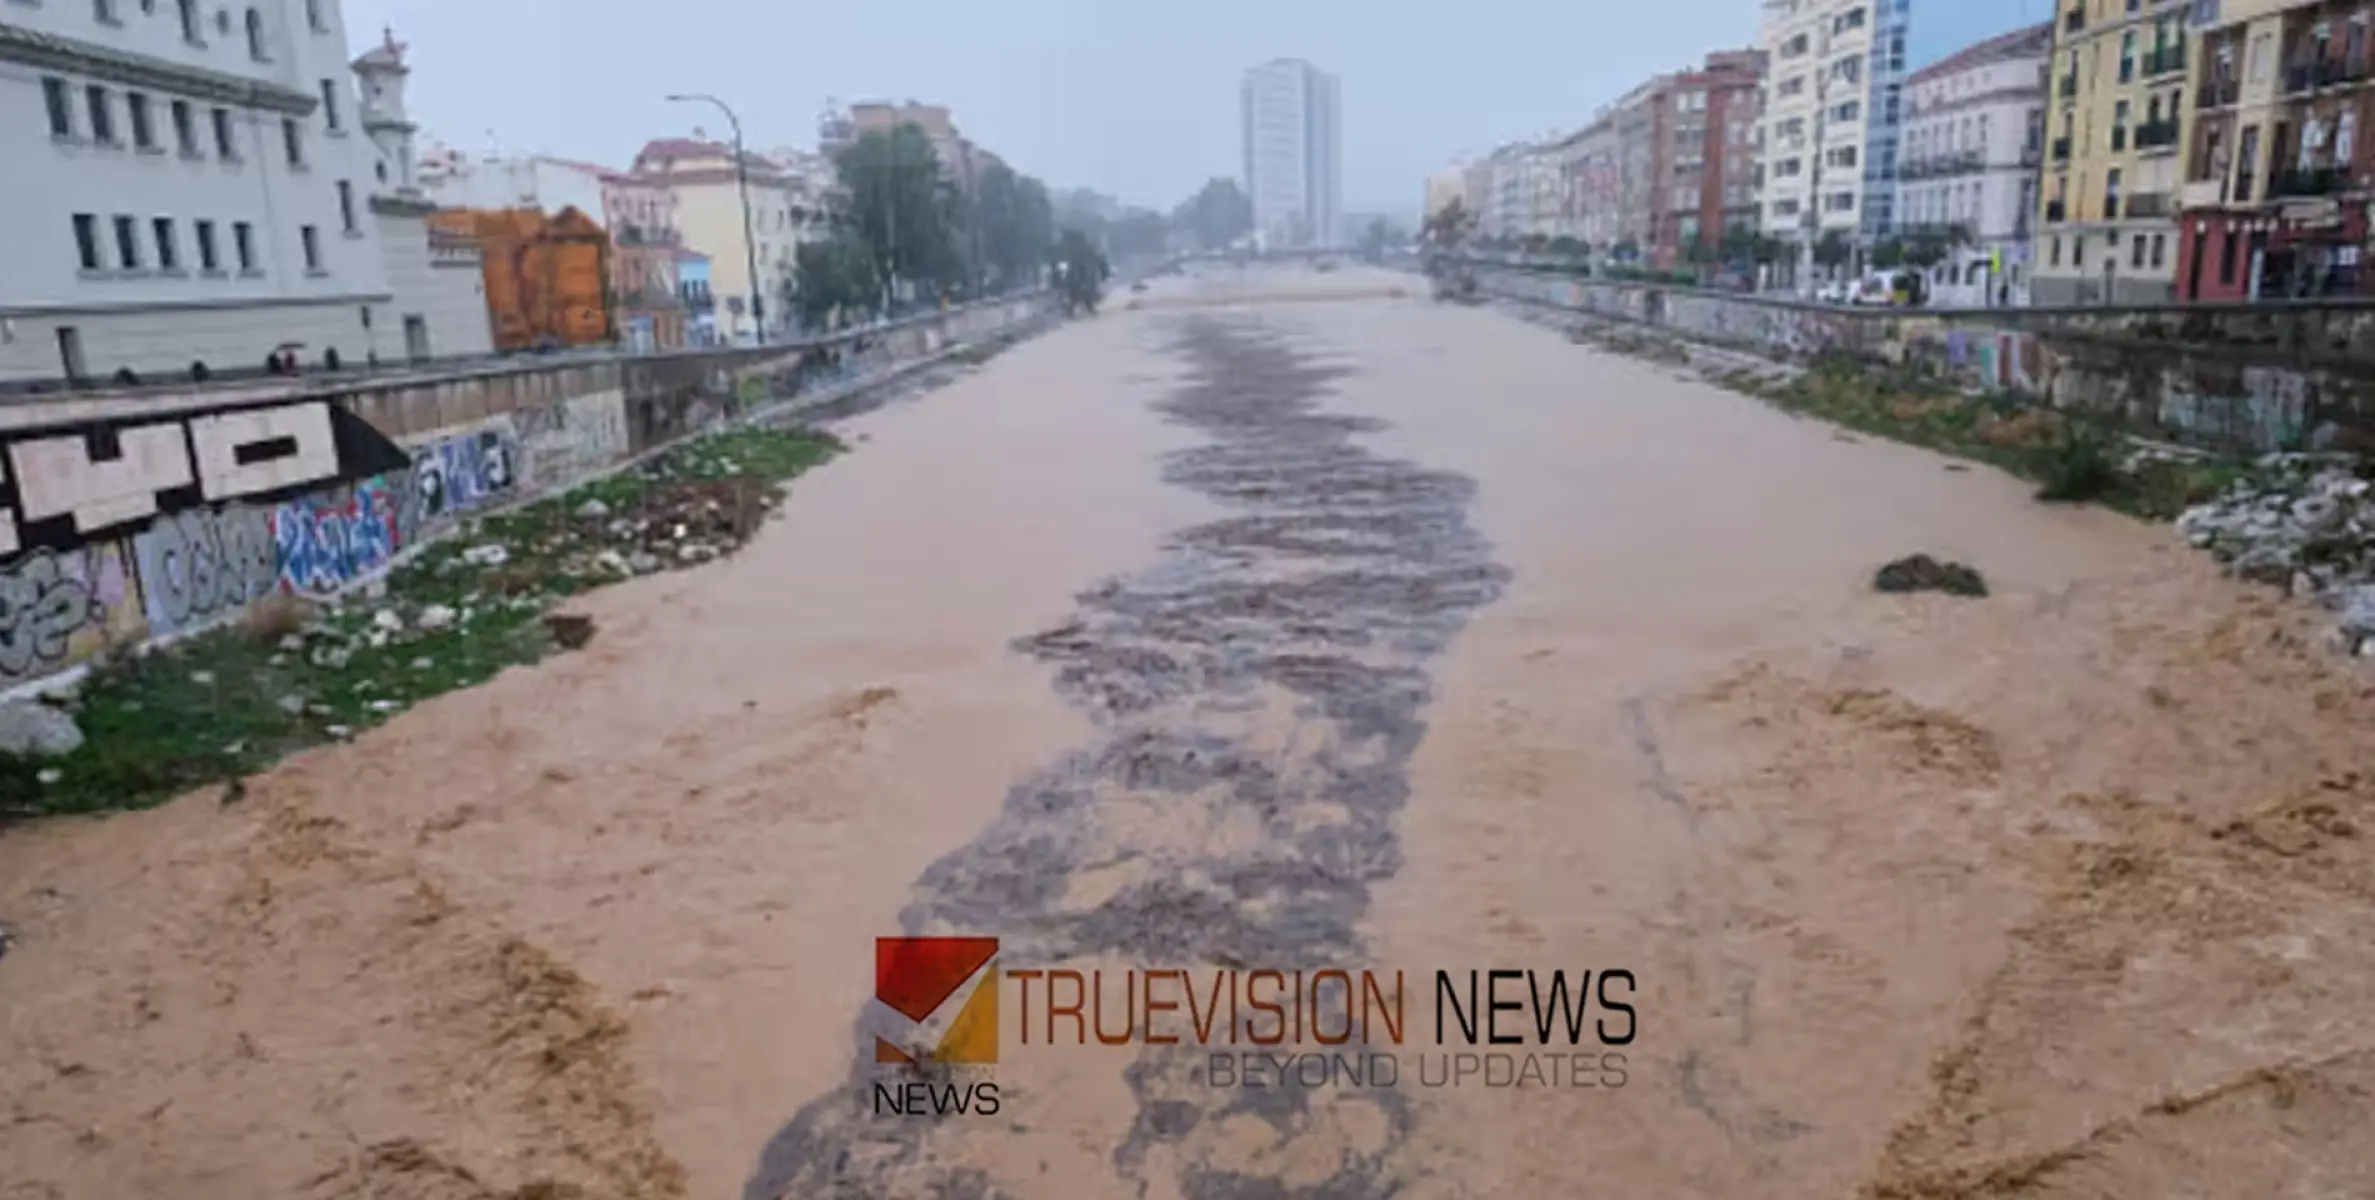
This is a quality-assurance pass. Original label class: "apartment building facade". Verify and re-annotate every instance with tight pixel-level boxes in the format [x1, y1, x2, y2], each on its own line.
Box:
[1897, 23, 2051, 306]
[1, 0, 442, 384]
[2176, 0, 2375, 300]
[631, 137, 805, 342]
[1755, 0, 1912, 256]
[1241, 58, 1343, 247]
[2033, 0, 2194, 304]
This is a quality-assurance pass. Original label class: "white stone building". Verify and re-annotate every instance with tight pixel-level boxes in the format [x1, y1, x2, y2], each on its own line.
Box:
[1895, 23, 2051, 307]
[1240, 58, 1342, 248]
[350, 31, 489, 361]
[1753, 0, 1912, 258]
[0, 0, 476, 385]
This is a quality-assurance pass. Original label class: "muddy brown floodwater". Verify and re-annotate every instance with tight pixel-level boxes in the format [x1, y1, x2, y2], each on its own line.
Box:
[5, 265, 2375, 1200]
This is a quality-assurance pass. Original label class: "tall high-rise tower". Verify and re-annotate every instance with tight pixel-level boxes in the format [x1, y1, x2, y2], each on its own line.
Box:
[1241, 59, 1342, 248]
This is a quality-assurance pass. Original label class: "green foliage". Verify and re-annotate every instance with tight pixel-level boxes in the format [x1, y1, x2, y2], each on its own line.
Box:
[1173, 177, 1255, 252]
[1813, 229, 1854, 269]
[836, 125, 959, 297]
[793, 233, 881, 329]
[2036, 424, 2118, 503]
[1108, 208, 1171, 259]
[1054, 228, 1109, 314]
[975, 163, 1054, 292]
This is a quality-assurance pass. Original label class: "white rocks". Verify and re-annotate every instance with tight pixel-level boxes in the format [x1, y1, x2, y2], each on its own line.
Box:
[189, 670, 216, 686]
[416, 604, 457, 632]
[2187, 459, 2375, 655]
[461, 544, 511, 568]
[373, 609, 405, 633]
[277, 694, 307, 715]
[0, 702, 84, 758]
[576, 498, 612, 520]
[35, 768, 61, 785]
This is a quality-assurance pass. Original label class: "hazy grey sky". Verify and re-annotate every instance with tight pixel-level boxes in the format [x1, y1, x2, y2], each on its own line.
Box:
[345, 0, 2056, 216]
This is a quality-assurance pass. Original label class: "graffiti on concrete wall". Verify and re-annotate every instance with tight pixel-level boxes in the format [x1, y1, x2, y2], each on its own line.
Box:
[411, 423, 518, 526]
[132, 505, 278, 636]
[271, 476, 407, 596]
[0, 546, 138, 684]
[0, 399, 409, 557]
[518, 391, 631, 490]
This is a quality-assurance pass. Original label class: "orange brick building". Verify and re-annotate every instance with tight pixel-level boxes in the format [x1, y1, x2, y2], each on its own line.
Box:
[428, 207, 613, 351]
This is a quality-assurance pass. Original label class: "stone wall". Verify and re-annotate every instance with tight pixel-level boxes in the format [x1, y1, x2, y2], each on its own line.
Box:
[0, 294, 1049, 695]
[1485, 269, 2375, 454]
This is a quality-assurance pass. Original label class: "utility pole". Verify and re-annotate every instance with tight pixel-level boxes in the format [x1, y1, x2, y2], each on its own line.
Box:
[667, 93, 764, 344]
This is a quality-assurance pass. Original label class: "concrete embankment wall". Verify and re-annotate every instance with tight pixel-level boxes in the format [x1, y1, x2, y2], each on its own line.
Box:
[1484, 269, 2375, 455]
[0, 296, 1048, 695]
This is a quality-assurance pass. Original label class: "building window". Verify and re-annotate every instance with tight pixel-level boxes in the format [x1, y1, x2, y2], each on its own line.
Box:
[195, 219, 219, 272]
[2220, 228, 2238, 284]
[178, 0, 202, 42]
[86, 86, 114, 146]
[300, 225, 321, 272]
[337, 180, 356, 232]
[2050, 235, 2062, 266]
[112, 214, 140, 270]
[245, 7, 266, 60]
[93, 0, 120, 24]
[72, 214, 101, 271]
[153, 217, 179, 271]
[128, 92, 155, 151]
[305, 0, 324, 30]
[1832, 100, 1861, 124]
[2074, 236, 2086, 268]
[233, 221, 256, 271]
[212, 107, 236, 158]
[320, 80, 340, 131]
[2131, 233, 2147, 268]
[170, 100, 196, 156]
[43, 78, 73, 138]
[283, 118, 304, 167]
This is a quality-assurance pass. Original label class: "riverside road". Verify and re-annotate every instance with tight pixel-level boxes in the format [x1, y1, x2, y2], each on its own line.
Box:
[3, 264, 2373, 1199]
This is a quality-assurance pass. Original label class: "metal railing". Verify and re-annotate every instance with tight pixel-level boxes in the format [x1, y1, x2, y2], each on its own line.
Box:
[2273, 166, 2348, 197]
[2196, 79, 2239, 109]
[2135, 119, 2184, 150]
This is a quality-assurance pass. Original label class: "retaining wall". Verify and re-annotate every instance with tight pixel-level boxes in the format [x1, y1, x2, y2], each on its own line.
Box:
[1486, 270, 2375, 454]
[0, 295, 1049, 695]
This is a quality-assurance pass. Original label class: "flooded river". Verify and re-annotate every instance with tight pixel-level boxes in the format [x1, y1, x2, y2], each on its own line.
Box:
[5, 265, 2373, 1199]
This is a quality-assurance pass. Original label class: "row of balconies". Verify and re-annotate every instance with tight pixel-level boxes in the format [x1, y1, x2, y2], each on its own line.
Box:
[1896, 150, 1985, 180]
[2283, 55, 2375, 95]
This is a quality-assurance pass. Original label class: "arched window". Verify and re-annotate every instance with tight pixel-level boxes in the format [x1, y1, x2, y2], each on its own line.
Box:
[176, 0, 199, 42]
[244, 8, 266, 60]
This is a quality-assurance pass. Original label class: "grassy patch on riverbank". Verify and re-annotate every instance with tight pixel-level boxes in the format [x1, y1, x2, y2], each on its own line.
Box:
[0, 425, 840, 821]
[1727, 361, 2248, 521]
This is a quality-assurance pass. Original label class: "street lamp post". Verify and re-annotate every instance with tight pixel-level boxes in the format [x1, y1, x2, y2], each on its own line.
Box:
[667, 92, 764, 344]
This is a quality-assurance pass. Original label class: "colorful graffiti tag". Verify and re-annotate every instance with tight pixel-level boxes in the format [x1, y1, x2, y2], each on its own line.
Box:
[0, 546, 138, 684]
[411, 424, 520, 527]
[271, 477, 407, 597]
[132, 505, 278, 636]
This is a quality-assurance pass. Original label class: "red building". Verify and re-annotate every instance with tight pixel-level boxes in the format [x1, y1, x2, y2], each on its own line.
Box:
[2176, 0, 2375, 301]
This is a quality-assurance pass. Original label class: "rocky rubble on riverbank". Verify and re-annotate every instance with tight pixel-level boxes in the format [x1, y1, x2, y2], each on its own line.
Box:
[2179, 454, 2375, 656]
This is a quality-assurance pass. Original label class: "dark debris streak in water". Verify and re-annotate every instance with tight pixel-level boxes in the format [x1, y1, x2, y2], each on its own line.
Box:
[743, 316, 1511, 1199]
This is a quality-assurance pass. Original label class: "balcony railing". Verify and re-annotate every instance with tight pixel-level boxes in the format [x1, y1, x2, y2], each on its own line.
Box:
[2124, 192, 2174, 218]
[2045, 199, 2068, 223]
[2196, 79, 2239, 109]
[2273, 165, 2347, 197]
[2135, 119, 2183, 151]
[2143, 42, 2189, 77]
[2283, 56, 2375, 94]
[1898, 150, 1985, 180]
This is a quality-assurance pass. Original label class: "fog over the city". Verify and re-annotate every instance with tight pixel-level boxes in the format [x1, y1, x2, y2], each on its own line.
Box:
[345, 0, 2050, 212]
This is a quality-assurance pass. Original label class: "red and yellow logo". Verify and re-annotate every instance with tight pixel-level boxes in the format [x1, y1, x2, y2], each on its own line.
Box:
[874, 937, 999, 1065]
